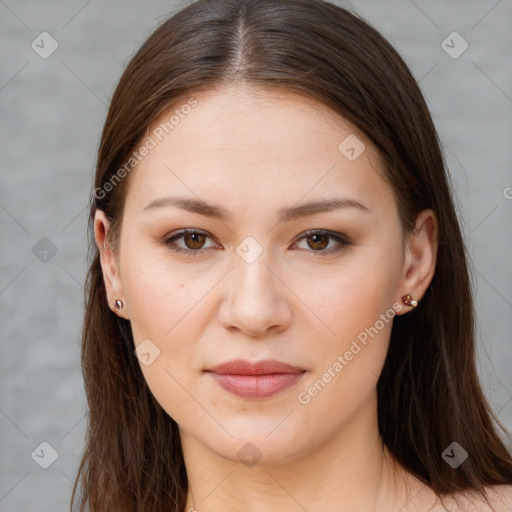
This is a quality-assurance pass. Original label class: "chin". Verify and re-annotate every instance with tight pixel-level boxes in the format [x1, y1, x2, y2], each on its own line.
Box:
[199, 422, 311, 466]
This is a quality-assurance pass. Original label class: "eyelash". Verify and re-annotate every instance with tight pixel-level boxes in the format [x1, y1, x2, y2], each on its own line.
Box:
[162, 229, 351, 258]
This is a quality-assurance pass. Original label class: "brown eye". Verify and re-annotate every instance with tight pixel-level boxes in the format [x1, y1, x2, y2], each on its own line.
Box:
[164, 229, 350, 258]
[306, 233, 329, 251]
[183, 232, 207, 250]
[163, 229, 216, 257]
[292, 230, 351, 256]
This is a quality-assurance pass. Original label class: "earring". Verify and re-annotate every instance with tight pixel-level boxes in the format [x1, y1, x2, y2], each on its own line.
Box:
[114, 299, 123, 310]
[401, 294, 418, 308]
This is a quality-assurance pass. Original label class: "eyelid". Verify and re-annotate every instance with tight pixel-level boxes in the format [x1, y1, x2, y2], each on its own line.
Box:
[163, 228, 219, 255]
[291, 229, 350, 248]
[163, 228, 351, 257]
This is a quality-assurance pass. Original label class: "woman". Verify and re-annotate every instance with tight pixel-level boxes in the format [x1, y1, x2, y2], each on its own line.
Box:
[71, 0, 512, 510]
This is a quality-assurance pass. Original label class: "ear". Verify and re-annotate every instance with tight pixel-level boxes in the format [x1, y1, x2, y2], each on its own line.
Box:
[395, 209, 438, 315]
[94, 209, 127, 319]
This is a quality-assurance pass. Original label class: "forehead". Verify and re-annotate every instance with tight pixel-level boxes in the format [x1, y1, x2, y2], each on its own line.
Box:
[124, 84, 395, 218]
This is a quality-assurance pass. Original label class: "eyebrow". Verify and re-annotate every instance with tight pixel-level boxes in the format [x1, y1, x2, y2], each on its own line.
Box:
[142, 195, 369, 222]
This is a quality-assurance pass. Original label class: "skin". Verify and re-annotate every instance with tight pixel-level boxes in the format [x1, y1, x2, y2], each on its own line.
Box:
[94, 84, 511, 511]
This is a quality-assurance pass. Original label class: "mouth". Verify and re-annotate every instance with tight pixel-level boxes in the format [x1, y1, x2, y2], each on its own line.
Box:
[205, 359, 306, 399]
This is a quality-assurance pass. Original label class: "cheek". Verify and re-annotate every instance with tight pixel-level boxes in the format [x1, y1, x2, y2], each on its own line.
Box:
[121, 248, 224, 375]
[291, 248, 399, 405]
[123, 259, 205, 422]
[294, 258, 398, 342]
[121, 247, 197, 339]
[294, 269, 394, 427]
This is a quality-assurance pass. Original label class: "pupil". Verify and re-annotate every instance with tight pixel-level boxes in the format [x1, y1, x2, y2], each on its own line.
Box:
[310, 234, 327, 250]
[186, 233, 204, 248]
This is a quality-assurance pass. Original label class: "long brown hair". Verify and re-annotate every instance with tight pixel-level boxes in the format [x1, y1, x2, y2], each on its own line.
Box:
[71, 0, 512, 510]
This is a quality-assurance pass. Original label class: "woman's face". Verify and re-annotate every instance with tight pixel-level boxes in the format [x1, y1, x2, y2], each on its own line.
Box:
[96, 85, 420, 464]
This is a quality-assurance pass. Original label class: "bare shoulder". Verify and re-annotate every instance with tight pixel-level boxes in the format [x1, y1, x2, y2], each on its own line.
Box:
[477, 485, 512, 512]
[398, 473, 512, 512]
[434, 484, 512, 512]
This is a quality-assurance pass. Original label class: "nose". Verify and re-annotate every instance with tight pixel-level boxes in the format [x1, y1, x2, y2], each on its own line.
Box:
[218, 252, 293, 337]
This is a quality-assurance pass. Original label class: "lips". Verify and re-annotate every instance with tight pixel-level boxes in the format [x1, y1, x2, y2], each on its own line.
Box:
[205, 359, 306, 399]
[207, 359, 305, 375]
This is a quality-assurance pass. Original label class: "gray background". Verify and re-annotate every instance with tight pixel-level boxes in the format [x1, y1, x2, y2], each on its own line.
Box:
[1, 0, 511, 510]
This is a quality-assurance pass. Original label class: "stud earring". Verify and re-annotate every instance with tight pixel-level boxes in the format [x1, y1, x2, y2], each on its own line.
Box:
[401, 294, 418, 308]
[114, 299, 124, 310]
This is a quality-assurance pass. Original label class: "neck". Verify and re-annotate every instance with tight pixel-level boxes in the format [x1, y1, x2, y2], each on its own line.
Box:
[180, 392, 406, 512]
